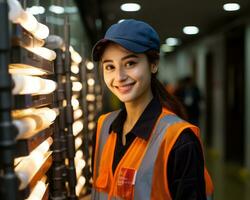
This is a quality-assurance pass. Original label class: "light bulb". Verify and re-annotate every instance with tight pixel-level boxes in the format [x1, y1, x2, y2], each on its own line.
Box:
[87, 78, 95, 86]
[74, 109, 83, 120]
[12, 74, 41, 94]
[71, 98, 80, 110]
[75, 137, 82, 149]
[14, 117, 37, 139]
[71, 64, 79, 74]
[86, 94, 95, 102]
[9, 64, 47, 75]
[70, 46, 82, 64]
[7, 0, 49, 40]
[76, 176, 86, 196]
[39, 79, 57, 94]
[75, 150, 83, 159]
[26, 180, 46, 200]
[33, 22, 49, 39]
[86, 61, 94, 70]
[72, 82, 82, 92]
[73, 120, 83, 136]
[35, 107, 57, 123]
[88, 122, 96, 130]
[25, 47, 56, 61]
[31, 137, 53, 156]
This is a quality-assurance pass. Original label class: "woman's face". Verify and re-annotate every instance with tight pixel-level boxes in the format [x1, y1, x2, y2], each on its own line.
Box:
[101, 43, 156, 104]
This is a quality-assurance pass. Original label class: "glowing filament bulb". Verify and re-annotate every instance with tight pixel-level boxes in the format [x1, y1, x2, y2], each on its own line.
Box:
[12, 75, 57, 95]
[35, 107, 57, 124]
[87, 78, 95, 86]
[14, 117, 37, 139]
[75, 150, 83, 159]
[70, 46, 82, 64]
[74, 109, 83, 120]
[72, 82, 82, 92]
[75, 137, 83, 149]
[73, 120, 83, 136]
[88, 122, 96, 130]
[86, 94, 95, 102]
[31, 137, 53, 156]
[71, 98, 80, 109]
[39, 79, 57, 94]
[76, 176, 86, 196]
[86, 61, 94, 70]
[7, 0, 49, 39]
[26, 180, 46, 200]
[71, 64, 79, 74]
[25, 47, 56, 61]
[12, 75, 41, 94]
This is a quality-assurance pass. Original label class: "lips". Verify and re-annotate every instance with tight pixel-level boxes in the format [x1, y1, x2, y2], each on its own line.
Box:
[114, 82, 135, 94]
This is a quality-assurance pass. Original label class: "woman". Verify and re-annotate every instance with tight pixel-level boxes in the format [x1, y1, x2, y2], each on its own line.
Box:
[91, 19, 213, 200]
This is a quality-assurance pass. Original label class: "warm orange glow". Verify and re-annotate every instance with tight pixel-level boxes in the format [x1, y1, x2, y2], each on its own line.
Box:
[12, 74, 57, 95]
[9, 64, 48, 75]
[70, 46, 82, 64]
[74, 109, 83, 120]
[72, 82, 82, 92]
[86, 94, 95, 102]
[76, 176, 86, 196]
[25, 47, 56, 61]
[73, 120, 83, 136]
[71, 64, 79, 74]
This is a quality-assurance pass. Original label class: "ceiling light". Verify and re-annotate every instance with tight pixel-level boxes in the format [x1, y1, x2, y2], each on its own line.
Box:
[161, 44, 174, 53]
[183, 26, 199, 35]
[49, 5, 64, 14]
[65, 6, 78, 14]
[223, 3, 240, 11]
[120, 3, 141, 12]
[26, 6, 45, 15]
[165, 37, 181, 46]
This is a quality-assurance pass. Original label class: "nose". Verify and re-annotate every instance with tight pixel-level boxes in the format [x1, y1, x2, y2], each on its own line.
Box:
[115, 67, 127, 82]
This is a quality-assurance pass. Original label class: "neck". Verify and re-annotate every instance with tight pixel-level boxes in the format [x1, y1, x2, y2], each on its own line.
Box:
[124, 91, 153, 128]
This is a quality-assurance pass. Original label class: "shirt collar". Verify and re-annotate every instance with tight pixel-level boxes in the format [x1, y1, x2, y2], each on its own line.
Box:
[109, 97, 162, 140]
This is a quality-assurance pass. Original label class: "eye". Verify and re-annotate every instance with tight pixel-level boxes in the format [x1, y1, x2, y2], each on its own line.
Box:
[125, 61, 137, 68]
[103, 64, 115, 71]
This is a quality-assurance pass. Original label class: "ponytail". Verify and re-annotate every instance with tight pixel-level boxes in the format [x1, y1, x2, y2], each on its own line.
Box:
[145, 50, 187, 119]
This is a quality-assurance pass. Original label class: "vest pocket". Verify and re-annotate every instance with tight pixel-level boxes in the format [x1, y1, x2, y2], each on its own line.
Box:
[115, 167, 137, 200]
[96, 170, 109, 189]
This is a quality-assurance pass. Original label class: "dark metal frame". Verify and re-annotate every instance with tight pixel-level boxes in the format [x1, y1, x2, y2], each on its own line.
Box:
[0, 1, 19, 199]
[64, 15, 77, 200]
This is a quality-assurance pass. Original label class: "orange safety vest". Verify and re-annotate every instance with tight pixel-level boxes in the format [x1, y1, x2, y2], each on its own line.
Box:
[92, 108, 214, 200]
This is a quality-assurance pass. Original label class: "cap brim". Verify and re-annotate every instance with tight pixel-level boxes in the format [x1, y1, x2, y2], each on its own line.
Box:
[92, 38, 150, 61]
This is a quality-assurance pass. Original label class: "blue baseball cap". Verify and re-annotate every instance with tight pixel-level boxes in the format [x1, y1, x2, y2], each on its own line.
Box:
[92, 19, 160, 61]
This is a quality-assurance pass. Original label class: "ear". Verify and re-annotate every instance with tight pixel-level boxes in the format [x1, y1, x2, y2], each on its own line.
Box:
[150, 63, 158, 74]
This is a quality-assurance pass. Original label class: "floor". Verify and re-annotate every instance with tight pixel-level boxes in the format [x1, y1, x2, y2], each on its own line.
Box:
[206, 149, 250, 200]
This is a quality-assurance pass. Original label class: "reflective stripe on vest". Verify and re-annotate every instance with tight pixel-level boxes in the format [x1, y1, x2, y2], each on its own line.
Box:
[95, 110, 120, 179]
[134, 114, 183, 200]
[92, 111, 213, 200]
[92, 188, 108, 200]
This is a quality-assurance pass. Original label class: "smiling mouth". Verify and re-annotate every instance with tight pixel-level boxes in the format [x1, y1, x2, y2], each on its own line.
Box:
[114, 82, 135, 94]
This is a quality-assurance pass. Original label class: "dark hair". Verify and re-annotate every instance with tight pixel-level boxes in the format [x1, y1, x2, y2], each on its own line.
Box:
[145, 50, 187, 119]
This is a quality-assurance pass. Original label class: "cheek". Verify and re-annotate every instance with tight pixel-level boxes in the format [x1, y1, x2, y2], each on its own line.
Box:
[103, 73, 112, 88]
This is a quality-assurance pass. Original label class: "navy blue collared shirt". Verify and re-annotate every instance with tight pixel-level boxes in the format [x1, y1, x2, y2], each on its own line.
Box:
[93, 97, 206, 200]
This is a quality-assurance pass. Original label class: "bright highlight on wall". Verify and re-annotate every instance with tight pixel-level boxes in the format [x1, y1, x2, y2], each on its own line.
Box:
[165, 37, 181, 46]
[120, 3, 141, 12]
[26, 6, 45, 15]
[49, 5, 64, 14]
[223, 3, 240, 11]
[183, 26, 199, 35]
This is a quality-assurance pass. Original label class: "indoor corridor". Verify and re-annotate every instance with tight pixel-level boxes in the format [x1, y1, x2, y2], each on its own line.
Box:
[206, 149, 250, 200]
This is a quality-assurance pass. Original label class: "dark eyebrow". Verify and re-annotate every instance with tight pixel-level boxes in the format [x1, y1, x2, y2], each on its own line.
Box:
[102, 54, 139, 64]
[121, 54, 139, 61]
